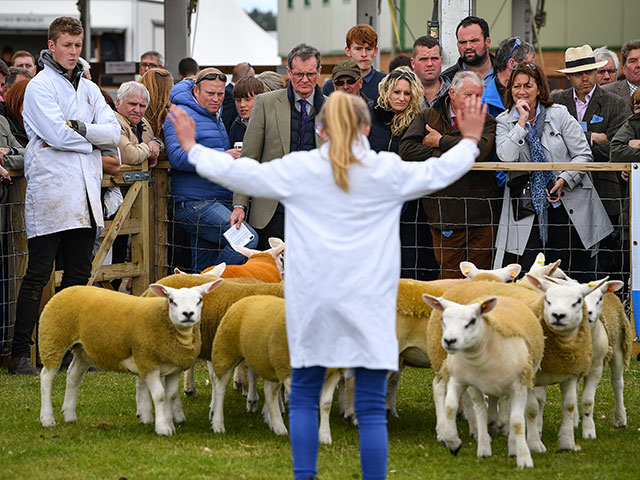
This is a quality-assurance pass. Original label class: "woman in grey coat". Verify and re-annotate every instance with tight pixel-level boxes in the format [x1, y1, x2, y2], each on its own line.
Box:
[494, 63, 612, 281]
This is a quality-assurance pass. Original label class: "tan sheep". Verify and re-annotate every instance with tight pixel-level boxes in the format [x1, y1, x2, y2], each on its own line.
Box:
[39, 281, 221, 436]
[210, 295, 342, 444]
[423, 294, 544, 468]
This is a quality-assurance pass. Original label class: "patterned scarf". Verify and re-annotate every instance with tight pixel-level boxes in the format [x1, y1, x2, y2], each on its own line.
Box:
[525, 105, 555, 246]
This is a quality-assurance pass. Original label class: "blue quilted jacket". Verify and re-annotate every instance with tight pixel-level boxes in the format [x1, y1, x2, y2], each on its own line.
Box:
[164, 79, 232, 202]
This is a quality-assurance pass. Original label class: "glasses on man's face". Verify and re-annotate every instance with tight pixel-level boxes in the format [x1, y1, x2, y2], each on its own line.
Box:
[507, 37, 522, 64]
[334, 77, 358, 87]
[597, 68, 617, 76]
[196, 73, 228, 84]
[140, 62, 159, 69]
[290, 71, 318, 80]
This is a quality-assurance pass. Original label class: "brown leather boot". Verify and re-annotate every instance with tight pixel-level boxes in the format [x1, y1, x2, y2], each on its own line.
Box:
[8, 356, 39, 376]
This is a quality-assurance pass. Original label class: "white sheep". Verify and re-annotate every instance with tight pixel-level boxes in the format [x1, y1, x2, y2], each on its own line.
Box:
[210, 294, 342, 444]
[523, 274, 604, 452]
[39, 280, 222, 436]
[422, 294, 544, 468]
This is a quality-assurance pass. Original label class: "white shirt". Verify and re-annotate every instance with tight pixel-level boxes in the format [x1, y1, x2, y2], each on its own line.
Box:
[188, 136, 479, 370]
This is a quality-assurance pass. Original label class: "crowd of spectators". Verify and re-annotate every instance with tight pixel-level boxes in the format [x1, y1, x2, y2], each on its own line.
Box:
[1, 15, 640, 375]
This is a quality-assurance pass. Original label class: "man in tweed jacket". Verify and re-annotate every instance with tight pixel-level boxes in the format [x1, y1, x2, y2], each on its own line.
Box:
[552, 44, 628, 275]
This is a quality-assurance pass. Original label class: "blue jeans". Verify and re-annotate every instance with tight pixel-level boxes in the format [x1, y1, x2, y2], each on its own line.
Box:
[289, 367, 388, 480]
[174, 200, 259, 272]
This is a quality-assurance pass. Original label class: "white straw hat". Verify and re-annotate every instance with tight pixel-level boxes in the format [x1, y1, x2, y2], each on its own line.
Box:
[557, 45, 608, 74]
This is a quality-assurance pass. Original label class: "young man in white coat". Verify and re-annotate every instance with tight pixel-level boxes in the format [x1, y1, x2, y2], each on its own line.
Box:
[8, 17, 120, 375]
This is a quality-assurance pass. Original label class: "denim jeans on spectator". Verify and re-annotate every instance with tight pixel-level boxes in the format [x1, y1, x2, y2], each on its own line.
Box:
[174, 199, 259, 272]
[11, 227, 95, 359]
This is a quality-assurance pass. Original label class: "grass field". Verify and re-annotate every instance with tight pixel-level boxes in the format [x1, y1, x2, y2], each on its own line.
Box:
[1, 360, 639, 479]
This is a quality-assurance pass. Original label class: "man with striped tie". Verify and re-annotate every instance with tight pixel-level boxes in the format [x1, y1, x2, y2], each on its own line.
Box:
[229, 43, 326, 249]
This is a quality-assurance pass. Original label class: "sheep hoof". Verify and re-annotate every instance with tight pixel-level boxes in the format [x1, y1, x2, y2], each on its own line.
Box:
[40, 416, 56, 428]
[517, 456, 534, 469]
[386, 408, 399, 419]
[613, 420, 627, 429]
[449, 444, 462, 456]
[319, 434, 332, 445]
[212, 422, 226, 434]
[174, 412, 187, 424]
[183, 389, 197, 398]
[62, 411, 77, 423]
[155, 423, 175, 436]
[271, 425, 288, 436]
[246, 400, 258, 413]
[137, 412, 154, 425]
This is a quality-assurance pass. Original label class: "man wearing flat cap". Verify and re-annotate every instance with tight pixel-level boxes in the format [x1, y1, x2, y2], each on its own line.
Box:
[330, 59, 371, 103]
[552, 44, 627, 276]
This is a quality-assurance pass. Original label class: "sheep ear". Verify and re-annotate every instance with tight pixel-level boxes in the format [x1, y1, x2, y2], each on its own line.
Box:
[545, 259, 562, 277]
[268, 237, 284, 248]
[525, 273, 551, 292]
[149, 283, 171, 298]
[422, 294, 450, 311]
[480, 297, 498, 315]
[602, 280, 624, 294]
[501, 263, 522, 281]
[268, 242, 286, 258]
[198, 278, 224, 295]
[230, 243, 259, 258]
[205, 263, 226, 277]
[174, 267, 188, 275]
[459, 261, 477, 278]
[582, 276, 609, 297]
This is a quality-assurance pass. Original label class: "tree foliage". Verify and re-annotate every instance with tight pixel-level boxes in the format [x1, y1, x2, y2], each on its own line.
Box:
[247, 8, 277, 32]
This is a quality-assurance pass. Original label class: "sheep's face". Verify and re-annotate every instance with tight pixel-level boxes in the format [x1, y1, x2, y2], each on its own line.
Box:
[422, 295, 497, 354]
[149, 279, 223, 328]
[585, 280, 624, 326]
[542, 286, 585, 333]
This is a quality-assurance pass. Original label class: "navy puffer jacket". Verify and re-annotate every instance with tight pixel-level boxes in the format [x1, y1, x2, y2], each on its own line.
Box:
[164, 79, 232, 202]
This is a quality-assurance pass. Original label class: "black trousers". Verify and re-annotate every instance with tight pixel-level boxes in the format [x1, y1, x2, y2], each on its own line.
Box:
[256, 203, 285, 251]
[11, 226, 95, 358]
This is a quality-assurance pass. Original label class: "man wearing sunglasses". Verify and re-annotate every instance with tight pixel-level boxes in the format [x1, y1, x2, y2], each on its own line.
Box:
[330, 59, 370, 103]
[231, 43, 325, 249]
[164, 67, 259, 271]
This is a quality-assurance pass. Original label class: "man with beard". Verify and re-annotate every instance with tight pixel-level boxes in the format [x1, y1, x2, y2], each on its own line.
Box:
[442, 16, 495, 89]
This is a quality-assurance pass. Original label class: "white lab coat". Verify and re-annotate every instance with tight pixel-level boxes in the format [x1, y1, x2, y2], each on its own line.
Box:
[189, 137, 479, 370]
[22, 65, 120, 238]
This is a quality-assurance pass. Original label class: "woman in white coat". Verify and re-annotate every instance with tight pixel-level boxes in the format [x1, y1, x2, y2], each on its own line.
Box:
[169, 92, 487, 480]
[494, 63, 612, 281]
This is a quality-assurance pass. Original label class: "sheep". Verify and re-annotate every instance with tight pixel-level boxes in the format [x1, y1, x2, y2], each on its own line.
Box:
[183, 240, 285, 400]
[422, 294, 544, 468]
[210, 294, 342, 444]
[39, 280, 222, 436]
[141, 273, 285, 414]
[523, 274, 605, 452]
[570, 278, 632, 436]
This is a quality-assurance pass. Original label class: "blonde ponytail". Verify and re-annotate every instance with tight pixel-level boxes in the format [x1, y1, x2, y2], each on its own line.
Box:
[317, 92, 370, 192]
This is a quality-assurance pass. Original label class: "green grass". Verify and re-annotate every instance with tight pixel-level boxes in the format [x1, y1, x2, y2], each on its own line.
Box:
[1, 360, 639, 479]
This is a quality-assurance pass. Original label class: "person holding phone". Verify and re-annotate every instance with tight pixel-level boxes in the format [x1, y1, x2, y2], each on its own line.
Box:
[169, 91, 486, 480]
[494, 63, 612, 281]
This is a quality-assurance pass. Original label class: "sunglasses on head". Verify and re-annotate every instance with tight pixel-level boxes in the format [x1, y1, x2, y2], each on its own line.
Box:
[196, 72, 227, 84]
[334, 77, 358, 86]
[507, 37, 522, 64]
[388, 69, 416, 82]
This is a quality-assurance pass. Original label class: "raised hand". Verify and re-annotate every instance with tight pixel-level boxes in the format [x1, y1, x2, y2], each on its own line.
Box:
[455, 95, 487, 144]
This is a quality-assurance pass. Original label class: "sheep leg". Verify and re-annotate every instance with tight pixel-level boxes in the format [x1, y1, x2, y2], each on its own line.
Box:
[581, 363, 603, 439]
[534, 386, 546, 434]
[460, 389, 478, 441]
[40, 366, 59, 427]
[61, 353, 90, 423]
[136, 376, 153, 424]
[233, 361, 250, 396]
[211, 368, 234, 433]
[442, 378, 465, 455]
[498, 396, 511, 436]
[166, 371, 186, 424]
[558, 377, 580, 451]
[207, 361, 216, 420]
[467, 386, 491, 458]
[386, 366, 403, 418]
[263, 380, 288, 436]
[183, 364, 197, 397]
[144, 370, 175, 436]
[318, 370, 342, 445]
[509, 385, 533, 469]
[246, 367, 259, 413]
[525, 388, 546, 453]
[433, 375, 447, 443]
[610, 350, 627, 428]
[342, 375, 356, 425]
[487, 395, 499, 434]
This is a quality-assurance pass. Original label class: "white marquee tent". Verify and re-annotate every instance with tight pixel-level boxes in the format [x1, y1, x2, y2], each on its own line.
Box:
[190, 0, 281, 66]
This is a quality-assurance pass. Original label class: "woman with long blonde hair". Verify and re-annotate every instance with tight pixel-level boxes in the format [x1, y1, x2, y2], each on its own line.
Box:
[140, 67, 174, 141]
[369, 66, 424, 153]
[169, 91, 486, 480]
